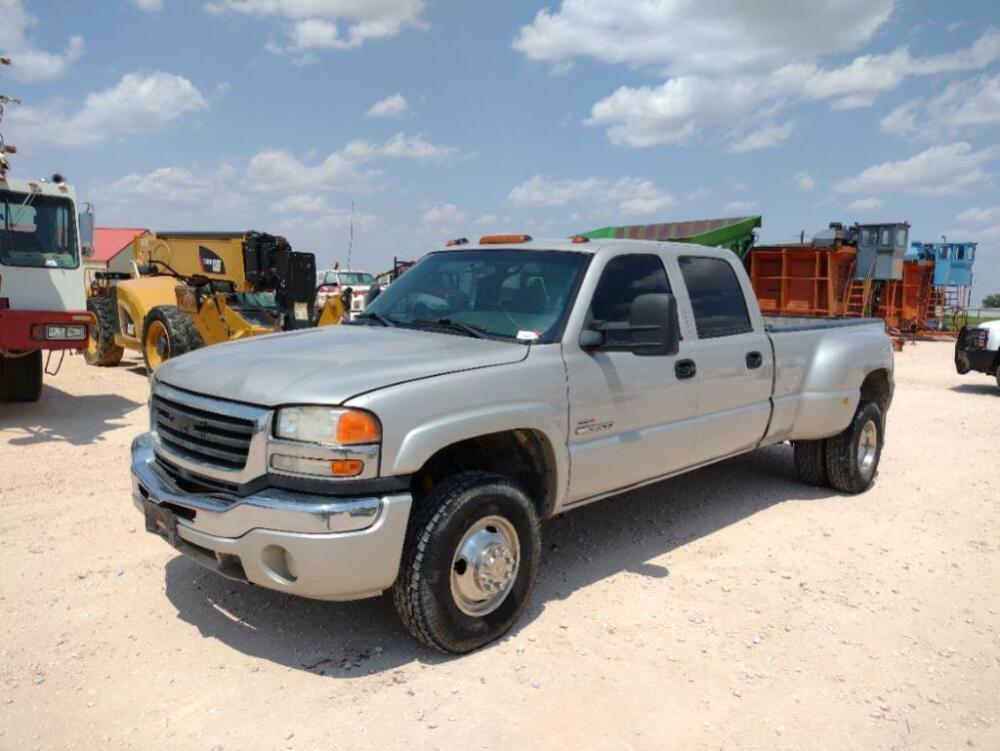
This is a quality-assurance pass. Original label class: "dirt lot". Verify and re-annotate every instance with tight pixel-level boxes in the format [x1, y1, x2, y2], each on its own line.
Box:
[1, 341, 998, 750]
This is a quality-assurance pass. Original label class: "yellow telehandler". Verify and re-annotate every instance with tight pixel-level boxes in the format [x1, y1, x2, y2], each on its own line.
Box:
[85, 231, 348, 370]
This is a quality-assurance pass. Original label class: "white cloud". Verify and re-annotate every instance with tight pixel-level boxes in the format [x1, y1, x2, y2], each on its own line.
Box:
[0, 0, 84, 82]
[507, 175, 675, 215]
[365, 93, 410, 118]
[513, 0, 892, 76]
[247, 132, 461, 192]
[794, 171, 816, 192]
[726, 121, 796, 154]
[723, 200, 758, 214]
[208, 0, 428, 52]
[7, 71, 206, 149]
[271, 194, 330, 213]
[421, 203, 466, 225]
[880, 74, 1000, 140]
[247, 149, 374, 192]
[686, 186, 711, 201]
[846, 197, 883, 211]
[476, 214, 498, 226]
[130, 0, 164, 10]
[91, 164, 248, 222]
[957, 206, 1000, 224]
[836, 142, 999, 196]
[584, 29, 1000, 149]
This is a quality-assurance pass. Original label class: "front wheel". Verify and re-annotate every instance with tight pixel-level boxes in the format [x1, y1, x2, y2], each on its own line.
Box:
[141, 306, 203, 371]
[0, 351, 43, 402]
[393, 471, 541, 654]
[825, 401, 884, 494]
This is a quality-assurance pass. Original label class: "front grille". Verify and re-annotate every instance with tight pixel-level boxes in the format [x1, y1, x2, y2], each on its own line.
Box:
[152, 394, 255, 470]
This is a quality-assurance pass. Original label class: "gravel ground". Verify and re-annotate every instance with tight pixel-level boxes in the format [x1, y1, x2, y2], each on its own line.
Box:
[1, 341, 998, 750]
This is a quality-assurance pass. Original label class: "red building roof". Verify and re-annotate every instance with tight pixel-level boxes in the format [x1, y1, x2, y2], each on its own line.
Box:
[92, 227, 146, 263]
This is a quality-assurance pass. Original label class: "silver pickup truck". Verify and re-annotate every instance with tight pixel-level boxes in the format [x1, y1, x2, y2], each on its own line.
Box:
[132, 237, 893, 653]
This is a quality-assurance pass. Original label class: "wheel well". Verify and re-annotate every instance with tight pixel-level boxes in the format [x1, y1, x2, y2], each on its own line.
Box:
[860, 369, 891, 414]
[410, 430, 558, 518]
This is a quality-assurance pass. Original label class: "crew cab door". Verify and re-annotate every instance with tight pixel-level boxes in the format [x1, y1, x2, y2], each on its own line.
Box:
[563, 251, 699, 504]
[674, 254, 773, 464]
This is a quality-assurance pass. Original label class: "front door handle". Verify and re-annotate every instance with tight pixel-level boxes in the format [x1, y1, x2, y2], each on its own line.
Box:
[746, 351, 763, 369]
[675, 359, 697, 379]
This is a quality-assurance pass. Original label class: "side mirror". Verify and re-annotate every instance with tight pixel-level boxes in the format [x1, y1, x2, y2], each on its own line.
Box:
[579, 293, 680, 357]
[78, 205, 95, 258]
[629, 293, 680, 356]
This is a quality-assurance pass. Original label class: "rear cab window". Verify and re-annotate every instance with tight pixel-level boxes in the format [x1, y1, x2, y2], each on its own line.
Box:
[678, 255, 753, 338]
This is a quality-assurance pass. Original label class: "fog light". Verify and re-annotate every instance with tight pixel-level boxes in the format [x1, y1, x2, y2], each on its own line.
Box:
[270, 453, 365, 477]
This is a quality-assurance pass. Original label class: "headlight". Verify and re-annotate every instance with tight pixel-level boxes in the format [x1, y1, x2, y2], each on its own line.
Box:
[274, 406, 380, 445]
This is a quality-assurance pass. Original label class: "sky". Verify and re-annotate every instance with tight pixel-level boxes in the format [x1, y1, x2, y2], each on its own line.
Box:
[2, 0, 999, 304]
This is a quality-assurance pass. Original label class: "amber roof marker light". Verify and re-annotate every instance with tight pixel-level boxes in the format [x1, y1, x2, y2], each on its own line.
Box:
[479, 234, 533, 245]
[446, 237, 469, 246]
[570, 235, 590, 243]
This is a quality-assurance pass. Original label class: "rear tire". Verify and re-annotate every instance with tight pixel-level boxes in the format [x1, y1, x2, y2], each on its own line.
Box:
[825, 401, 883, 494]
[0, 351, 43, 402]
[793, 440, 829, 487]
[141, 305, 203, 371]
[83, 296, 124, 366]
[393, 471, 541, 654]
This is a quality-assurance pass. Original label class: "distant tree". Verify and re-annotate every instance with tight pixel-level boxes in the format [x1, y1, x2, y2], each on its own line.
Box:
[983, 293, 1000, 308]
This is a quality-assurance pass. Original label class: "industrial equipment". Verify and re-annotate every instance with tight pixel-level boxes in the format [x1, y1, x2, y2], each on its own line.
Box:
[86, 231, 329, 370]
[580, 215, 762, 259]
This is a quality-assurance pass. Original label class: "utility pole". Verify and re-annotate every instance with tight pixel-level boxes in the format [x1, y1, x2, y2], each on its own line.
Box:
[0, 55, 20, 177]
[346, 201, 355, 269]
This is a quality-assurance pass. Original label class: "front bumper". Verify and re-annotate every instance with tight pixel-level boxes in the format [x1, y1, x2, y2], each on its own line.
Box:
[131, 434, 413, 601]
[0, 309, 91, 351]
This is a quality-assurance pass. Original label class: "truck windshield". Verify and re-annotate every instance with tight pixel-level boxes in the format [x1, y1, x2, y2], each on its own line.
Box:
[325, 271, 374, 286]
[0, 191, 79, 269]
[360, 249, 589, 342]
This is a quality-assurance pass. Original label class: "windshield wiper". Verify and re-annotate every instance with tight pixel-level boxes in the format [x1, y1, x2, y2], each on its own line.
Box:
[412, 317, 489, 339]
[354, 311, 397, 327]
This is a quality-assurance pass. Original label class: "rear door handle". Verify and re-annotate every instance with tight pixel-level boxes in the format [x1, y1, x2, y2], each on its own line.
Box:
[675, 359, 696, 379]
[746, 351, 763, 369]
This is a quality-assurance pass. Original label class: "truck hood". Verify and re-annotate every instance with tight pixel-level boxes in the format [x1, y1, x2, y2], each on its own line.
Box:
[154, 324, 529, 407]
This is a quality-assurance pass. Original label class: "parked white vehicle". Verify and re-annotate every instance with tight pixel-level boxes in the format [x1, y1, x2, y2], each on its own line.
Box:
[315, 269, 376, 319]
[133, 235, 894, 653]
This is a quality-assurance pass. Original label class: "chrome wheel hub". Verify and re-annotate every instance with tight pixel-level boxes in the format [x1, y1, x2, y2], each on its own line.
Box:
[450, 515, 520, 616]
[857, 419, 878, 476]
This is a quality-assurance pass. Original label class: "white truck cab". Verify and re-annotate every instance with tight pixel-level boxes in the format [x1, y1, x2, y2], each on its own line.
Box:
[316, 269, 376, 319]
[0, 175, 92, 401]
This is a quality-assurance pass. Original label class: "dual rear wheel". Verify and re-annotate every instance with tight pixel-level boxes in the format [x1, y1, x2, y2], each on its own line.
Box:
[793, 401, 884, 494]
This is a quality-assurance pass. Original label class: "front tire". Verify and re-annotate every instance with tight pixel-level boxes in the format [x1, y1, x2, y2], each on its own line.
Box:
[141, 305, 203, 371]
[825, 401, 884, 494]
[0, 351, 43, 402]
[393, 471, 541, 654]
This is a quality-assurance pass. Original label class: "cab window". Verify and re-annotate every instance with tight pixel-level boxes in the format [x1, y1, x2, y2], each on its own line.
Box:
[679, 256, 753, 338]
[587, 254, 671, 327]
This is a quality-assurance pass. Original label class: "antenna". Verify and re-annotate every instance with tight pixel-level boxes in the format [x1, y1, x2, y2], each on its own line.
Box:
[346, 201, 355, 269]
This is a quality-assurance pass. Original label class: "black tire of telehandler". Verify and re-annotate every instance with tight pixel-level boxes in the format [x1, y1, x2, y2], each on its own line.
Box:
[793, 439, 829, 487]
[825, 401, 884, 494]
[141, 305, 204, 372]
[83, 296, 125, 366]
[0, 350, 43, 402]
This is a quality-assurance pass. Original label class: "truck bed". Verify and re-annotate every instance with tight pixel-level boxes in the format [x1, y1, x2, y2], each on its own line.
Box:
[763, 315, 885, 333]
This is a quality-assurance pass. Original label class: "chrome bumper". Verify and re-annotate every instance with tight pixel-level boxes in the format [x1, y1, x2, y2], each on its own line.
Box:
[131, 433, 413, 601]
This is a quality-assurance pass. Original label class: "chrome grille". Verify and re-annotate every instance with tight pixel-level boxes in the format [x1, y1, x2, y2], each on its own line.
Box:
[152, 394, 255, 470]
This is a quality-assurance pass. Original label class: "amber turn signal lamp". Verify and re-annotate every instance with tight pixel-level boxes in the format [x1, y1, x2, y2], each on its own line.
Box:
[331, 459, 365, 477]
[336, 410, 381, 444]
